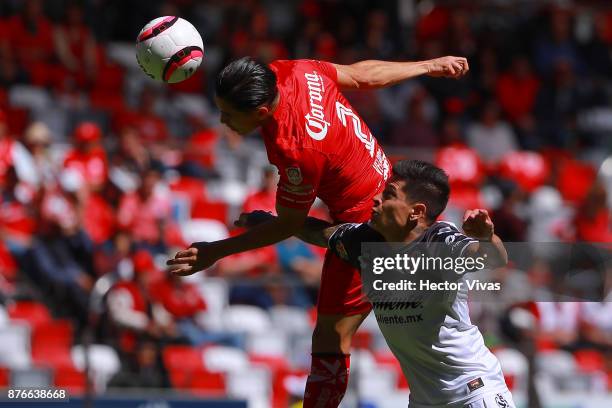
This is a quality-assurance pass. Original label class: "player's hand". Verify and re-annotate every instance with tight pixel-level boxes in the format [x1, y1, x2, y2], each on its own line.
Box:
[462, 209, 494, 241]
[426, 56, 469, 79]
[166, 242, 216, 276]
[234, 210, 275, 228]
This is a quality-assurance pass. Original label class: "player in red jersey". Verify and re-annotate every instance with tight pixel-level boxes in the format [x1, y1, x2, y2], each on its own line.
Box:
[167, 56, 468, 406]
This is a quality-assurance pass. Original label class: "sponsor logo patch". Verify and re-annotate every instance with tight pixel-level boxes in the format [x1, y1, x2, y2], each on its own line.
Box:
[286, 167, 303, 185]
[467, 377, 484, 393]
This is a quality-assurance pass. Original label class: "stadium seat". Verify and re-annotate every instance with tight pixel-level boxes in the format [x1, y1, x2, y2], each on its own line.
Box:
[493, 348, 528, 392]
[180, 219, 229, 246]
[202, 346, 249, 373]
[222, 305, 272, 335]
[196, 278, 229, 331]
[191, 198, 229, 224]
[71, 344, 121, 392]
[31, 320, 74, 371]
[169, 176, 207, 205]
[7, 301, 52, 328]
[0, 366, 8, 387]
[269, 306, 312, 335]
[53, 366, 87, 395]
[8, 85, 52, 111]
[187, 369, 226, 396]
[0, 325, 31, 369]
[89, 90, 126, 117]
[0, 305, 8, 328]
[163, 345, 206, 388]
[358, 368, 397, 399]
[246, 330, 289, 357]
[226, 367, 271, 400]
[574, 349, 605, 374]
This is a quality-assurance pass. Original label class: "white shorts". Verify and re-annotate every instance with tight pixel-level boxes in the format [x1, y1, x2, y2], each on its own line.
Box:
[465, 390, 516, 408]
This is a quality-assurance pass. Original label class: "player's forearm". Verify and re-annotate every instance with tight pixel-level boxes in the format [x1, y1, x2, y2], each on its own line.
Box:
[345, 60, 430, 89]
[210, 216, 302, 258]
[296, 217, 338, 247]
[473, 234, 508, 268]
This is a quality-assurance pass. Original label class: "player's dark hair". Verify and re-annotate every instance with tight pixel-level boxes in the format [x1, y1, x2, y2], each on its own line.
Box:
[215, 57, 278, 111]
[392, 160, 450, 221]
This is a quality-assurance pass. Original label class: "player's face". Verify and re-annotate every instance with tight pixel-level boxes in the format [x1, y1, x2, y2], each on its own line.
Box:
[215, 96, 262, 135]
[370, 178, 414, 234]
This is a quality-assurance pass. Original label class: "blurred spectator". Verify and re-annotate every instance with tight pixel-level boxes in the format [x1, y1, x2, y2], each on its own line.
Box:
[149, 270, 243, 348]
[389, 88, 439, 148]
[116, 87, 169, 144]
[574, 180, 612, 243]
[108, 339, 169, 389]
[28, 173, 95, 326]
[22, 122, 56, 189]
[0, 110, 38, 189]
[496, 56, 540, 124]
[4, 0, 54, 84]
[491, 180, 528, 242]
[466, 101, 518, 167]
[0, 166, 36, 255]
[214, 129, 269, 188]
[117, 165, 183, 253]
[534, 7, 583, 76]
[53, 1, 98, 88]
[107, 251, 175, 379]
[63, 122, 108, 191]
[242, 164, 278, 214]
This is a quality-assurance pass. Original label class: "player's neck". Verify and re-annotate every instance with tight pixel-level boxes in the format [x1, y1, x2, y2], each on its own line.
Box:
[383, 223, 427, 243]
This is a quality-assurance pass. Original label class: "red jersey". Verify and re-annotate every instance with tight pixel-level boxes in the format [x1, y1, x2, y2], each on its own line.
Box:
[262, 60, 389, 222]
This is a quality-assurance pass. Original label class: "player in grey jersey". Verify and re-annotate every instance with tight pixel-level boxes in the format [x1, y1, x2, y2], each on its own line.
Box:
[237, 159, 516, 408]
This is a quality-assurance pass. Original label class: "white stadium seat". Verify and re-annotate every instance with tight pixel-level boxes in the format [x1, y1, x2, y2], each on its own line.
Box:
[0, 324, 31, 369]
[71, 344, 121, 392]
[202, 345, 249, 373]
[222, 305, 272, 335]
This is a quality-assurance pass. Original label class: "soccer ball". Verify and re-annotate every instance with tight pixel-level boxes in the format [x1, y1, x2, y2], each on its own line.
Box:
[135, 16, 204, 83]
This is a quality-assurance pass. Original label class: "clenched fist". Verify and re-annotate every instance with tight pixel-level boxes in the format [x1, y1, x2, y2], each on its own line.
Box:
[462, 209, 494, 241]
[426, 56, 469, 79]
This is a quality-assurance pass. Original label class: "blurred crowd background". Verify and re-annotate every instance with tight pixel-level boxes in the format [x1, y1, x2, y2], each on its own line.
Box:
[0, 0, 610, 407]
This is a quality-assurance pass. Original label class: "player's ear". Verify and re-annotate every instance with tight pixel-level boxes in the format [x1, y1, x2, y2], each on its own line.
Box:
[256, 105, 271, 119]
[410, 203, 427, 221]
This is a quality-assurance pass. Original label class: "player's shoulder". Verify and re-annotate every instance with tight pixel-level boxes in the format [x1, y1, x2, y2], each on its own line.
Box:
[423, 221, 462, 242]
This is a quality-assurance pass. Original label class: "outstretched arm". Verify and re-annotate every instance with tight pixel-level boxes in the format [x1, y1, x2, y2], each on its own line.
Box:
[333, 56, 469, 90]
[234, 210, 339, 248]
[167, 206, 309, 276]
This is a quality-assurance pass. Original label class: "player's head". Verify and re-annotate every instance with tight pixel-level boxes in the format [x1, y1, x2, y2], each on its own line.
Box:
[371, 160, 450, 234]
[215, 57, 278, 135]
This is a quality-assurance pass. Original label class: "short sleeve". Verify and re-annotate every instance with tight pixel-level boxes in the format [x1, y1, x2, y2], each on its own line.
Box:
[298, 59, 338, 83]
[427, 222, 478, 258]
[328, 223, 383, 267]
[275, 148, 327, 210]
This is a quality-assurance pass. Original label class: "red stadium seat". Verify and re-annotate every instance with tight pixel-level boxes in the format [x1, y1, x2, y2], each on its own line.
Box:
[53, 366, 87, 395]
[168, 69, 205, 93]
[169, 176, 207, 204]
[350, 330, 372, 349]
[7, 301, 52, 328]
[574, 349, 605, 373]
[191, 198, 228, 224]
[556, 159, 597, 205]
[32, 320, 73, 350]
[498, 151, 550, 193]
[187, 369, 226, 396]
[31, 320, 74, 370]
[93, 64, 125, 91]
[163, 345, 205, 388]
[0, 366, 9, 387]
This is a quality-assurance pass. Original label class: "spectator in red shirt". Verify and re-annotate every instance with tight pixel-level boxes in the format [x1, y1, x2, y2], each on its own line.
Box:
[53, 2, 98, 87]
[574, 181, 612, 243]
[150, 270, 244, 348]
[5, 0, 55, 79]
[63, 122, 108, 191]
[496, 56, 540, 123]
[117, 165, 182, 252]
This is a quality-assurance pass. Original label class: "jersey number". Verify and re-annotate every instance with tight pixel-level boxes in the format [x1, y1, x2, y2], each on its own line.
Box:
[335, 101, 389, 179]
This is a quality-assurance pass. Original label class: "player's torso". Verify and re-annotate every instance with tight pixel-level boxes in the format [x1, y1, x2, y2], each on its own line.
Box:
[262, 60, 389, 221]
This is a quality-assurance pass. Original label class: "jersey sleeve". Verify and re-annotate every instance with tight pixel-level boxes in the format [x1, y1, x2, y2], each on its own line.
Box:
[295, 59, 338, 83]
[328, 223, 383, 268]
[275, 148, 327, 210]
[427, 222, 478, 258]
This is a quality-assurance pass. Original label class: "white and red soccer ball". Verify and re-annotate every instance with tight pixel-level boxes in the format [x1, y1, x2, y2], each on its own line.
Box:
[135, 16, 203, 83]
